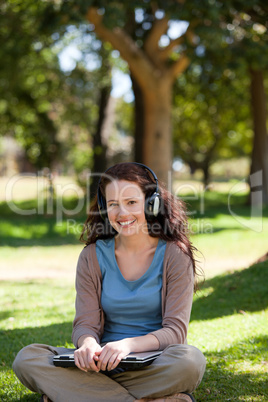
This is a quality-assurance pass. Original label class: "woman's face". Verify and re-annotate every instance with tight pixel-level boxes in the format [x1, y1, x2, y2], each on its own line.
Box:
[105, 180, 147, 237]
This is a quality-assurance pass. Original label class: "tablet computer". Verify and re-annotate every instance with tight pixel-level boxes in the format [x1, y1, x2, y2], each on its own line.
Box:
[53, 350, 162, 370]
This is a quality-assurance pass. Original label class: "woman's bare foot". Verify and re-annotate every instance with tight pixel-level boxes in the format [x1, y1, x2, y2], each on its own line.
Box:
[41, 395, 52, 402]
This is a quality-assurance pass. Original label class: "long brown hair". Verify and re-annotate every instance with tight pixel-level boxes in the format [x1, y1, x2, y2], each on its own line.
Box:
[80, 163, 200, 283]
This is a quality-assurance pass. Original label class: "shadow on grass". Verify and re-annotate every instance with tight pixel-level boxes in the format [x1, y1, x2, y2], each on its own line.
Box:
[192, 261, 268, 321]
[186, 191, 268, 221]
[0, 197, 87, 247]
[1, 329, 267, 401]
[0, 322, 73, 401]
[0, 322, 73, 372]
[0, 216, 84, 247]
[1, 259, 267, 401]
[194, 335, 268, 401]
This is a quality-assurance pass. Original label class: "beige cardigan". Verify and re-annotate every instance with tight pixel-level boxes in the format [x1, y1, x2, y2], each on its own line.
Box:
[72, 241, 194, 350]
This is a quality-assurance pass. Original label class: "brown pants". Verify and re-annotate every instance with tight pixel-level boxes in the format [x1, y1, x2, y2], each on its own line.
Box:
[13, 343, 206, 402]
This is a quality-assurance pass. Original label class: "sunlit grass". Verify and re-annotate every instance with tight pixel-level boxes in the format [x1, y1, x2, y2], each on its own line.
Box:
[0, 184, 268, 401]
[0, 262, 267, 401]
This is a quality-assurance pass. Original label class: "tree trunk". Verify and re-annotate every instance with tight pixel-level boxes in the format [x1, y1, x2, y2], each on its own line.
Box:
[202, 161, 210, 188]
[188, 161, 197, 176]
[88, 44, 112, 201]
[131, 73, 144, 164]
[142, 78, 173, 184]
[249, 68, 268, 205]
[90, 84, 111, 200]
[86, 8, 190, 185]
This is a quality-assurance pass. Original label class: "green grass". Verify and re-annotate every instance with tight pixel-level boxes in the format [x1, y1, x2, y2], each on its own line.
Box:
[0, 188, 268, 401]
[0, 196, 85, 247]
[189, 261, 268, 401]
[0, 278, 75, 402]
[1, 263, 267, 401]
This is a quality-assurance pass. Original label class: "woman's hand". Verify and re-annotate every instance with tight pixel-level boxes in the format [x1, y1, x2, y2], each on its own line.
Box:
[96, 339, 132, 371]
[74, 337, 102, 372]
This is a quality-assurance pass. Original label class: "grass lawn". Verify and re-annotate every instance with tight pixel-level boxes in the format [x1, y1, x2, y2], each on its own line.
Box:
[0, 181, 267, 401]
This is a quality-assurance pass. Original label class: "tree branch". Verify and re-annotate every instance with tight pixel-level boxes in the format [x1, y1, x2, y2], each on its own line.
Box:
[159, 26, 197, 61]
[86, 7, 155, 89]
[159, 35, 185, 61]
[144, 16, 169, 64]
[169, 53, 190, 79]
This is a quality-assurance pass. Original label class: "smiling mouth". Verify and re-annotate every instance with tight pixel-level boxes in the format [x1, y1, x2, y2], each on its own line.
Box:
[118, 219, 136, 227]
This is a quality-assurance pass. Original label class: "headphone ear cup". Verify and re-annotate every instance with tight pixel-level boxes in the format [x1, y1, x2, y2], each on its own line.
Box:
[145, 192, 160, 220]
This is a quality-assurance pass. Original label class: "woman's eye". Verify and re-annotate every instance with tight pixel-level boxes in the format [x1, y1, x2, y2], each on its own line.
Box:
[128, 200, 136, 205]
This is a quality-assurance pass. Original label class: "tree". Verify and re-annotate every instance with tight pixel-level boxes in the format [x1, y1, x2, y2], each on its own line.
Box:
[90, 43, 112, 199]
[63, 0, 263, 184]
[173, 59, 252, 186]
[4, 0, 267, 198]
[173, 1, 268, 202]
[249, 69, 268, 204]
[82, 3, 195, 183]
[0, 0, 63, 169]
[1, 2, 108, 177]
[35, 0, 263, 185]
[219, 3, 268, 204]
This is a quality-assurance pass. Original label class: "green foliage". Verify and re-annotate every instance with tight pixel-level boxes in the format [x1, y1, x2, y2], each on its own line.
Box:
[0, 1, 105, 172]
[172, 1, 268, 181]
[1, 0, 268, 181]
[114, 97, 134, 137]
[0, 1, 63, 167]
[173, 60, 253, 172]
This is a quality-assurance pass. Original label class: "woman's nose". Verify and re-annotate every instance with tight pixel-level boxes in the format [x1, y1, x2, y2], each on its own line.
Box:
[117, 204, 129, 216]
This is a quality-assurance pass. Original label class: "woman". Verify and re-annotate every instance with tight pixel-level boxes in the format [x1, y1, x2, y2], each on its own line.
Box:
[13, 162, 206, 402]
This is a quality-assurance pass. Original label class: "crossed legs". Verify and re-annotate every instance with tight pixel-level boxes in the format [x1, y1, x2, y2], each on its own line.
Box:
[13, 343, 206, 402]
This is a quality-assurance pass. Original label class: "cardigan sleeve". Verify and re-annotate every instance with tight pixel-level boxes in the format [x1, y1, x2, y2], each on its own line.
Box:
[150, 243, 194, 349]
[72, 245, 103, 347]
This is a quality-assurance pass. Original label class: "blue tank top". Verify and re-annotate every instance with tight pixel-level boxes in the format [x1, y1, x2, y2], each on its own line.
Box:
[95, 237, 166, 343]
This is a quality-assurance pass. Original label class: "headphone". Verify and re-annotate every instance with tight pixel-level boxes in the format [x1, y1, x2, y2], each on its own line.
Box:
[97, 162, 161, 221]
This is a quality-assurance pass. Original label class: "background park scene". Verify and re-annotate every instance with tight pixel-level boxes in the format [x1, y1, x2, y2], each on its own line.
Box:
[0, 1, 268, 401]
